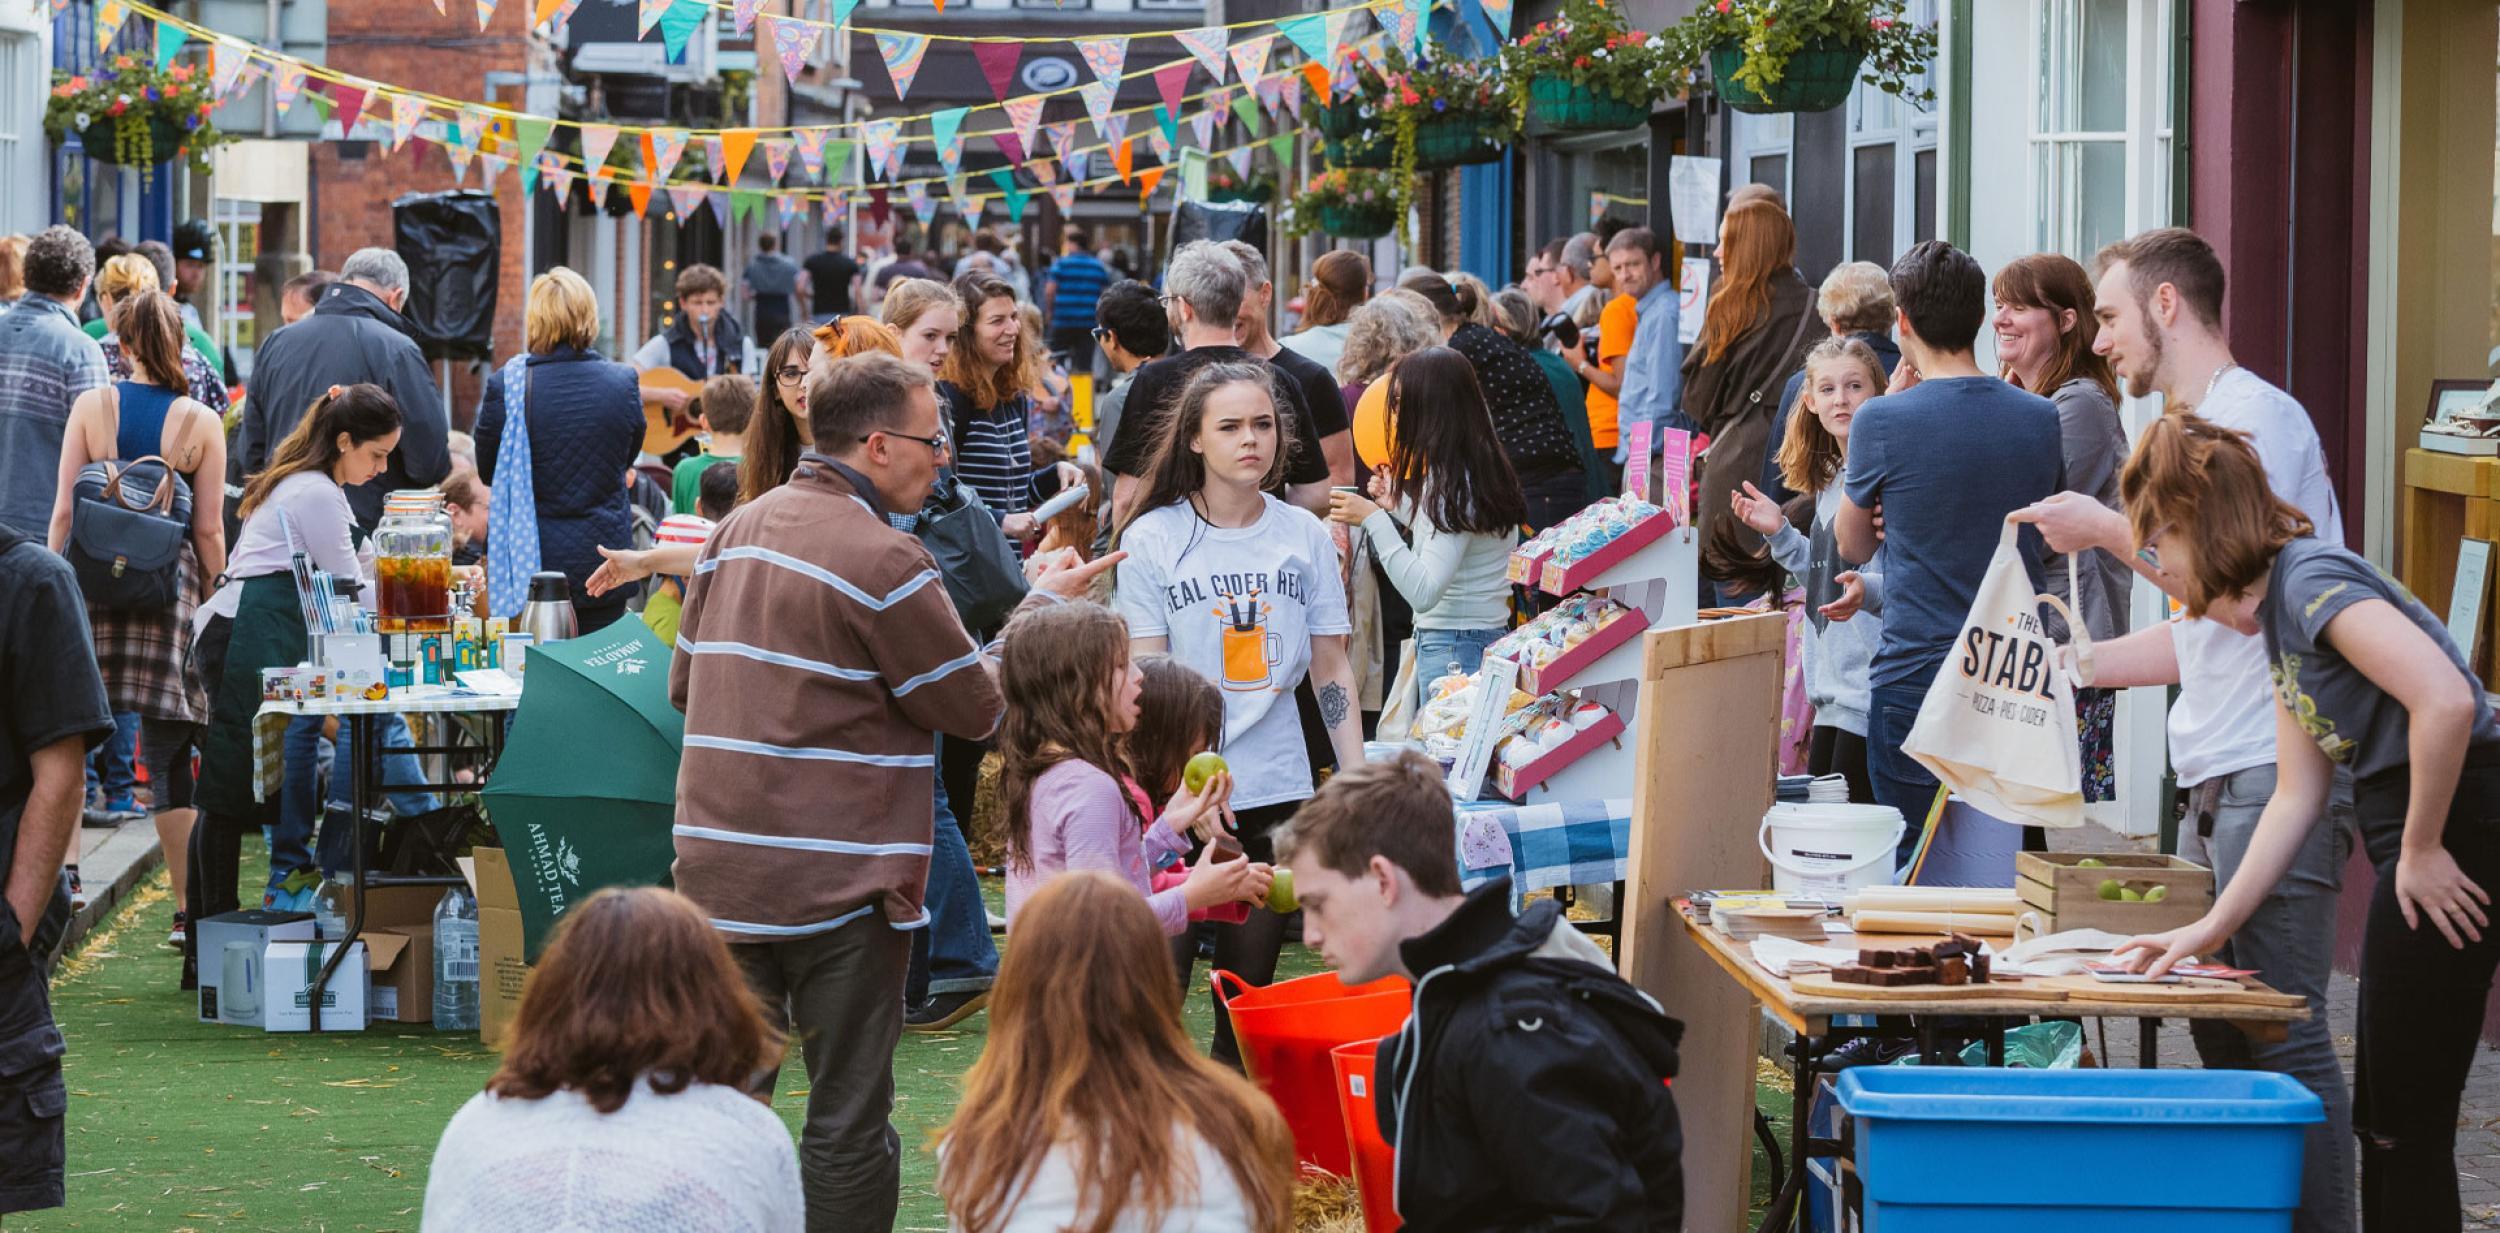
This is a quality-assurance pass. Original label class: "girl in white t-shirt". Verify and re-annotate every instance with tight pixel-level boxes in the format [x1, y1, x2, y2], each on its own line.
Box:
[1114, 361, 1365, 1064]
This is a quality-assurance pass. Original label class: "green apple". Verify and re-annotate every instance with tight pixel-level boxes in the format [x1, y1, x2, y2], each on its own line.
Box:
[2097, 879, 2125, 901]
[2143, 884, 2169, 903]
[1184, 751, 1229, 794]
[2119, 886, 2144, 902]
[2076, 857, 2107, 868]
[1267, 867, 1298, 914]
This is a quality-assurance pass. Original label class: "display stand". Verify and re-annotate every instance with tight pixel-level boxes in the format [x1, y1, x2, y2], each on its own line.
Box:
[1617, 612, 1789, 1233]
[1498, 526, 1699, 803]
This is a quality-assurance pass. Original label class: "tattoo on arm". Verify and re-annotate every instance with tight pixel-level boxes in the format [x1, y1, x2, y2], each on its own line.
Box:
[1319, 682, 1351, 731]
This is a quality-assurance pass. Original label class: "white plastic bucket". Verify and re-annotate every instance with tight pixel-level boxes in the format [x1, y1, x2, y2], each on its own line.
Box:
[1758, 803, 1906, 898]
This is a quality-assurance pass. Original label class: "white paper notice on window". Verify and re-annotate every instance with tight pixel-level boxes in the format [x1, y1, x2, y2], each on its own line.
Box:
[1678, 259, 1709, 347]
[1668, 156, 1722, 247]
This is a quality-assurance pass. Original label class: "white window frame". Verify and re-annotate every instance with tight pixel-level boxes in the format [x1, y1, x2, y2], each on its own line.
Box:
[1840, 0, 1939, 265]
[2028, 0, 2172, 260]
[1728, 110, 1794, 205]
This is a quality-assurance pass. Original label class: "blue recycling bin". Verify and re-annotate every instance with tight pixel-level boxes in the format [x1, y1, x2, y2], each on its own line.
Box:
[1831, 1067, 2323, 1232]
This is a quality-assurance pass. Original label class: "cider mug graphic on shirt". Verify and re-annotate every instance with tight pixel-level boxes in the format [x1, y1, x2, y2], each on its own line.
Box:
[1217, 594, 1280, 692]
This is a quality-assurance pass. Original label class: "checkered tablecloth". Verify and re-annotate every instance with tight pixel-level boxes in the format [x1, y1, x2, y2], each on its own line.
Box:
[248, 690, 519, 803]
[1455, 797, 1635, 895]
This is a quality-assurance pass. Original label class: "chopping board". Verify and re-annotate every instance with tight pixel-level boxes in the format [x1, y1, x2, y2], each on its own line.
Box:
[2041, 972, 2306, 1009]
[1788, 971, 2066, 1002]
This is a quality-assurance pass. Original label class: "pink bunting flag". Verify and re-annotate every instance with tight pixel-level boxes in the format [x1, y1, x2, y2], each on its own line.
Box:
[1074, 36, 1127, 90]
[992, 131, 1024, 167]
[326, 82, 370, 133]
[762, 137, 792, 182]
[668, 184, 708, 218]
[1078, 80, 1116, 141]
[1152, 61, 1192, 121]
[972, 42, 1021, 104]
[1252, 74, 1284, 120]
[648, 128, 688, 181]
[1176, 25, 1229, 82]
[1003, 95, 1046, 154]
[762, 14, 812, 85]
[1226, 34, 1273, 86]
[732, 0, 764, 34]
[580, 123, 621, 171]
[794, 129, 827, 181]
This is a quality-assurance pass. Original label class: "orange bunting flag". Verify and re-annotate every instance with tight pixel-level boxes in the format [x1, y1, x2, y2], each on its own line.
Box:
[720, 128, 759, 184]
[1112, 136, 1134, 185]
[1137, 165, 1166, 202]
[1299, 61, 1330, 104]
[628, 181, 653, 218]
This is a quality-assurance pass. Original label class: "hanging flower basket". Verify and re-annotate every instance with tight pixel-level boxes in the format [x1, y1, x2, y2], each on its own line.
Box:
[1411, 117, 1506, 169]
[80, 115, 189, 166]
[1525, 74, 1652, 134]
[1317, 203, 1397, 240]
[46, 61, 229, 177]
[1705, 37, 1867, 114]
[1324, 131, 1396, 169]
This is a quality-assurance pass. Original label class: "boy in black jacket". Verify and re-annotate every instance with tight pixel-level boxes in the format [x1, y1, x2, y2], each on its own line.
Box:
[1274, 753, 1685, 1231]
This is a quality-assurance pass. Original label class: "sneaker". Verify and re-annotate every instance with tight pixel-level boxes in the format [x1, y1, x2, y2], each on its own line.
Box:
[904, 989, 991, 1032]
[985, 909, 1008, 934]
[83, 798, 141, 827]
[167, 912, 188, 949]
[65, 865, 87, 913]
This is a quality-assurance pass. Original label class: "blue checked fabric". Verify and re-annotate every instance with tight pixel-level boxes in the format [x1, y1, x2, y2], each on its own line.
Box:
[1455, 797, 1635, 896]
[485, 354, 541, 619]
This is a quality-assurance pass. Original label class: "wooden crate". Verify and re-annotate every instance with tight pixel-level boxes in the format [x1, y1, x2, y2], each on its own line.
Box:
[2014, 851, 2213, 935]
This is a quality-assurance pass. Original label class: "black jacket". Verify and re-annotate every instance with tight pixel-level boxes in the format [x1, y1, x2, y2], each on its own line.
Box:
[475, 345, 645, 602]
[240, 282, 452, 529]
[1375, 880, 1685, 1232]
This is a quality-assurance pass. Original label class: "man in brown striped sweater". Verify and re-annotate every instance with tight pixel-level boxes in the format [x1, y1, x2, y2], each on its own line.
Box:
[669, 350, 1115, 1232]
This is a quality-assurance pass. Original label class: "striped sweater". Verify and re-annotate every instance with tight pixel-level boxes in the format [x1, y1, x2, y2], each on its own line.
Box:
[668, 456, 1004, 941]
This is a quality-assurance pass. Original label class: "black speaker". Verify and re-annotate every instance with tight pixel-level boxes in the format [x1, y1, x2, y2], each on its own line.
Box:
[392, 190, 501, 361]
[1167, 199, 1268, 259]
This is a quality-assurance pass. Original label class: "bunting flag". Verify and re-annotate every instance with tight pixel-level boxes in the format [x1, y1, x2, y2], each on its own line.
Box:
[762, 14, 811, 84]
[1379, 0, 1419, 60]
[937, 130, 965, 174]
[1254, 73, 1285, 119]
[1062, 148, 1090, 181]
[973, 42, 1021, 103]
[701, 134, 726, 181]
[153, 17, 186, 69]
[1228, 145, 1254, 180]
[647, 127, 688, 181]
[532, 0, 568, 26]
[731, 189, 762, 224]
[1356, 34, 1394, 73]
[478, 151, 509, 190]
[1004, 95, 1046, 153]
[776, 194, 802, 230]
[1102, 113, 1128, 145]
[522, 151, 541, 196]
[1078, 80, 1116, 141]
[1226, 34, 1273, 86]
[588, 165, 615, 209]
[1296, 62, 1329, 109]
[509, 116, 553, 168]
[1188, 108, 1215, 150]
[475, 0, 498, 33]
[1027, 158, 1055, 186]
[794, 128, 827, 181]
[1177, 25, 1229, 83]
[209, 40, 251, 98]
[1152, 61, 1193, 121]
[905, 183, 938, 230]
[667, 184, 707, 218]
[273, 63, 307, 114]
[1275, 13, 1329, 65]
[1137, 164, 1166, 203]
[992, 130, 1024, 166]
[628, 180, 653, 219]
[875, 32, 930, 100]
[323, 81, 370, 133]
[656, 0, 704, 63]
[1229, 93, 1262, 135]
[1048, 183, 1076, 212]
[706, 189, 731, 226]
[1073, 36, 1127, 90]
[1268, 132, 1293, 169]
[1478, 0, 1513, 37]
[541, 156, 575, 202]
[1145, 127, 1171, 164]
[1153, 103, 1180, 153]
[444, 129, 477, 177]
[1043, 120, 1079, 159]
[987, 168, 1030, 223]
[96, 0, 126, 54]
[720, 128, 758, 182]
[826, 138, 855, 180]
[829, 0, 863, 29]
[1399, 0, 1430, 57]
[953, 192, 984, 228]
[732, 0, 763, 34]
[1589, 190, 1608, 226]
[1111, 136, 1134, 185]
[928, 106, 969, 165]
[762, 137, 792, 181]
[866, 187, 890, 229]
[1326, 9, 1364, 59]
[579, 123, 621, 171]
[637, 0, 669, 36]
[388, 94, 428, 150]
[862, 119, 902, 180]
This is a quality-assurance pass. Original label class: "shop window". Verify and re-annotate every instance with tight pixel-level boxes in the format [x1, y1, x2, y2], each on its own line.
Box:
[2031, 0, 2170, 260]
[1731, 110, 1793, 204]
[1841, 0, 1936, 267]
[0, 32, 29, 232]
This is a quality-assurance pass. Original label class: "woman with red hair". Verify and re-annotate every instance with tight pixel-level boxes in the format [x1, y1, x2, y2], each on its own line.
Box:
[1684, 200, 1823, 604]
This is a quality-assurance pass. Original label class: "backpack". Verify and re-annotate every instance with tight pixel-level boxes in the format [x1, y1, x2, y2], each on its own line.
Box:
[67, 454, 193, 612]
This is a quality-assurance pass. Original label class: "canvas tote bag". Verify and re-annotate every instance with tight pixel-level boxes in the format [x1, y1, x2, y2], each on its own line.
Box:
[1900, 517, 2095, 829]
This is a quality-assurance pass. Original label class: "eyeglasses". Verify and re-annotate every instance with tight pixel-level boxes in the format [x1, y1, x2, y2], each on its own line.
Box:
[774, 364, 806, 387]
[2136, 525, 2170, 572]
[1090, 325, 1114, 343]
[867, 427, 950, 457]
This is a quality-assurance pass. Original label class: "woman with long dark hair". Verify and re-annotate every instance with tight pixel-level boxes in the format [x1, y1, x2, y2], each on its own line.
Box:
[938, 871, 1296, 1233]
[1684, 201, 1824, 603]
[423, 887, 796, 1231]
[1327, 346, 1525, 699]
[2112, 414, 2500, 1232]
[1114, 362, 1363, 1064]
[1397, 271, 1586, 530]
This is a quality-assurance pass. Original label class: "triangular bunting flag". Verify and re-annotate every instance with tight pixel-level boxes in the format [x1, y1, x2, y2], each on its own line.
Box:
[1027, 159, 1056, 186]
[1004, 95, 1046, 152]
[1325, 9, 1362, 60]
[637, 0, 669, 37]
[326, 82, 369, 134]
[1283, 74, 1306, 119]
[580, 123, 620, 170]
[543, 157, 576, 202]
[938, 132, 966, 174]
[861, 120, 901, 180]
[993, 130, 1025, 166]
[1043, 120, 1079, 159]
[762, 14, 811, 85]
[1177, 26, 1229, 82]
[273, 63, 307, 114]
[706, 189, 731, 227]
[475, 0, 498, 32]
[776, 195, 802, 230]
[905, 184, 938, 230]
[954, 193, 984, 228]
[830, 0, 863, 28]
[875, 32, 930, 100]
[1189, 108, 1215, 150]
[1102, 114, 1128, 145]
[668, 184, 706, 217]
[1074, 36, 1127, 89]
[628, 181, 653, 219]
[794, 129, 827, 181]
[1276, 13, 1329, 64]
[1153, 61, 1192, 121]
[444, 137, 476, 178]
[533, 0, 566, 25]
[1078, 80, 1117, 141]
[867, 186, 890, 228]
[826, 138, 855, 180]
[1379, 0, 1419, 60]
[1401, 0, 1430, 56]
[479, 151, 509, 190]
[1137, 164, 1166, 202]
[514, 116, 553, 166]
[1154, 103, 1181, 150]
[153, 17, 185, 69]
[1230, 94, 1262, 135]
[95, 0, 126, 55]
[586, 164, 614, 208]
[928, 107, 969, 163]
[973, 42, 1021, 104]
[721, 129, 758, 182]
[1146, 126, 1172, 165]
[1298, 62, 1330, 108]
[1227, 34, 1273, 86]
[1268, 132, 1293, 169]
[1048, 183, 1076, 212]
[1112, 137, 1134, 185]
[730, 189, 762, 224]
[701, 134, 726, 181]
[732, 0, 763, 34]
[647, 127, 688, 181]
[1228, 145, 1254, 181]
[522, 152, 541, 196]
[209, 41, 250, 98]
[1479, 0, 1513, 37]
[1063, 148, 1090, 181]
[1253, 74, 1284, 119]
[656, 0, 704, 63]
[763, 137, 792, 182]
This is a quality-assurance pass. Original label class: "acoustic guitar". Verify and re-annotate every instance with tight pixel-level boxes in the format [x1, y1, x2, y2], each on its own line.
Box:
[639, 367, 706, 455]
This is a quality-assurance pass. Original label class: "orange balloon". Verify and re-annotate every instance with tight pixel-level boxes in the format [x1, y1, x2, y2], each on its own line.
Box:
[1353, 379, 1393, 472]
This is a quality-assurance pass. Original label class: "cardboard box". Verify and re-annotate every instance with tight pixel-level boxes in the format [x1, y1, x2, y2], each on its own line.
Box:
[464, 848, 531, 1049]
[196, 910, 316, 1028]
[364, 926, 436, 1024]
[263, 939, 369, 1032]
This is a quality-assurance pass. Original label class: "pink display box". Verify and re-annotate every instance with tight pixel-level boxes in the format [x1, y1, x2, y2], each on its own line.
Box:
[1510, 607, 1645, 695]
[1494, 710, 1627, 800]
[1538, 510, 1673, 596]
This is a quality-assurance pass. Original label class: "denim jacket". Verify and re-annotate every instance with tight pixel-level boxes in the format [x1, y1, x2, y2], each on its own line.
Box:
[0, 295, 111, 536]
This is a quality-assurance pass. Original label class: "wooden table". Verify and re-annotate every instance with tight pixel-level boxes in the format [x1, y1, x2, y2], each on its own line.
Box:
[1676, 906, 2311, 1232]
[2401, 448, 2500, 687]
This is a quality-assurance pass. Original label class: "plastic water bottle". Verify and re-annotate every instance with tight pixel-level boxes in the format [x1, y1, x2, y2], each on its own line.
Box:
[433, 886, 480, 1031]
[312, 875, 352, 940]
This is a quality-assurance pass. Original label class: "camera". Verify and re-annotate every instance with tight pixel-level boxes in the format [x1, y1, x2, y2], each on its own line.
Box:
[1537, 311, 1581, 350]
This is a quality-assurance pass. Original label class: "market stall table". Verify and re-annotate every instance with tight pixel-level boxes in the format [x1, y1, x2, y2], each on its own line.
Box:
[251, 687, 520, 1031]
[1674, 902, 2311, 1233]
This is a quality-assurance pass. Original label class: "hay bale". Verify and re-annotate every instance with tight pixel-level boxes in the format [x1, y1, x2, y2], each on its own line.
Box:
[967, 750, 1007, 870]
[1294, 1172, 1369, 1233]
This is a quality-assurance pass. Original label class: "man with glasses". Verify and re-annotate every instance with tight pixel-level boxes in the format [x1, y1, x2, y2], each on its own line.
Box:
[1088, 279, 1170, 462]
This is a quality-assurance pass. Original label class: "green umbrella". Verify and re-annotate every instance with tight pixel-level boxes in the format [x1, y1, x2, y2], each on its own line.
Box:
[481, 620, 683, 959]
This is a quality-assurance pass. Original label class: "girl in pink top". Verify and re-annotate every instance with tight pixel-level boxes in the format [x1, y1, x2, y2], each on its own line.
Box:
[998, 602, 1269, 934]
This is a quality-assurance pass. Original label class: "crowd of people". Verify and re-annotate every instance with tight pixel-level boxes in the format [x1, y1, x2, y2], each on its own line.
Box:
[0, 193, 2490, 1233]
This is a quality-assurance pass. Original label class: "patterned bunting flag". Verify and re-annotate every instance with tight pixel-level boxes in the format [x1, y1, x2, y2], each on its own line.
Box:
[972, 43, 1021, 104]
[637, 0, 669, 37]
[720, 129, 758, 182]
[1048, 183, 1076, 212]
[732, 0, 764, 34]
[95, 0, 127, 55]
[794, 129, 827, 181]
[580, 123, 621, 171]
[647, 128, 688, 181]
[1589, 191, 1608, 226]
[1062, 148, 1090, 181]
[1356, 34, 1392, 72]
[475, 0, 498, 32]
[657, 0, 704, 63]
[701, 134, 726, 181]
[1401, 0, 1430, 57]
[1004, 96, 1046, 153]
[1146, 126, 1171, 165]
[1253, 74, 1284, 120]
[1188, 108, 1215, 150]
[1276, 13, 1329, 65]
[928, 107, 969, 164]
[668, 184, 707, 218]
[1177, 25, 1229, 82]
[273, 63, 308, 114]
[479, 151, 509, 190]
[1380, 0, 1419, 61]
[153, 18, 186, 70]
[861, 120, 902, 180]
[763, 137, 792, 182]
[1043, 120, 1079, 159]
[1027, 159, 1055, 186]
[1229, 146, 1253, 181]
[1102, 114, 1128, 145]
[389, 94, 428, 150]
[1078, 81, 1116, 142]
[1074, 36, 1127, 90]
[706, 189, 731, 227]
[954, 192, 984, 228]
[209, 41, 251, 98]
[776, 195, 802, 230]
[1152, 61, 1192, 122]
[875, 32, 930, 100]
[544, 158, 577, 203]
[444, 135, 476, 178]
[905, 184, 938, 230]
[937, 131, 965, 174]
[1226, 34, 1273, 86]
[1479, 0, 1513, 37]
[763, 14, 811, 85]
[1326, 9, 1364, 59]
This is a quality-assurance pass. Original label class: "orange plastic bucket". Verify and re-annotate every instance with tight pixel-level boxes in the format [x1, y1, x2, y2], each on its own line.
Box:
[1212, 968, 1412, 1176]
[1331, 1040, 1403, 1232]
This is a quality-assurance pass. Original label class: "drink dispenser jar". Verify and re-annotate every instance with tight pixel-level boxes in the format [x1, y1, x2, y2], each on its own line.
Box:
[376, 492, 454, 684]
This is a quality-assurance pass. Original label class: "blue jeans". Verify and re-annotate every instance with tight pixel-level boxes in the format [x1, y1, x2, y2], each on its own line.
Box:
[1413, 627, 1507, 710]
[86, 711, 140, 804]
[906, 765, 997, 1005]
[1867, 677, 1942, 867]
[278, 714, 443, 881]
